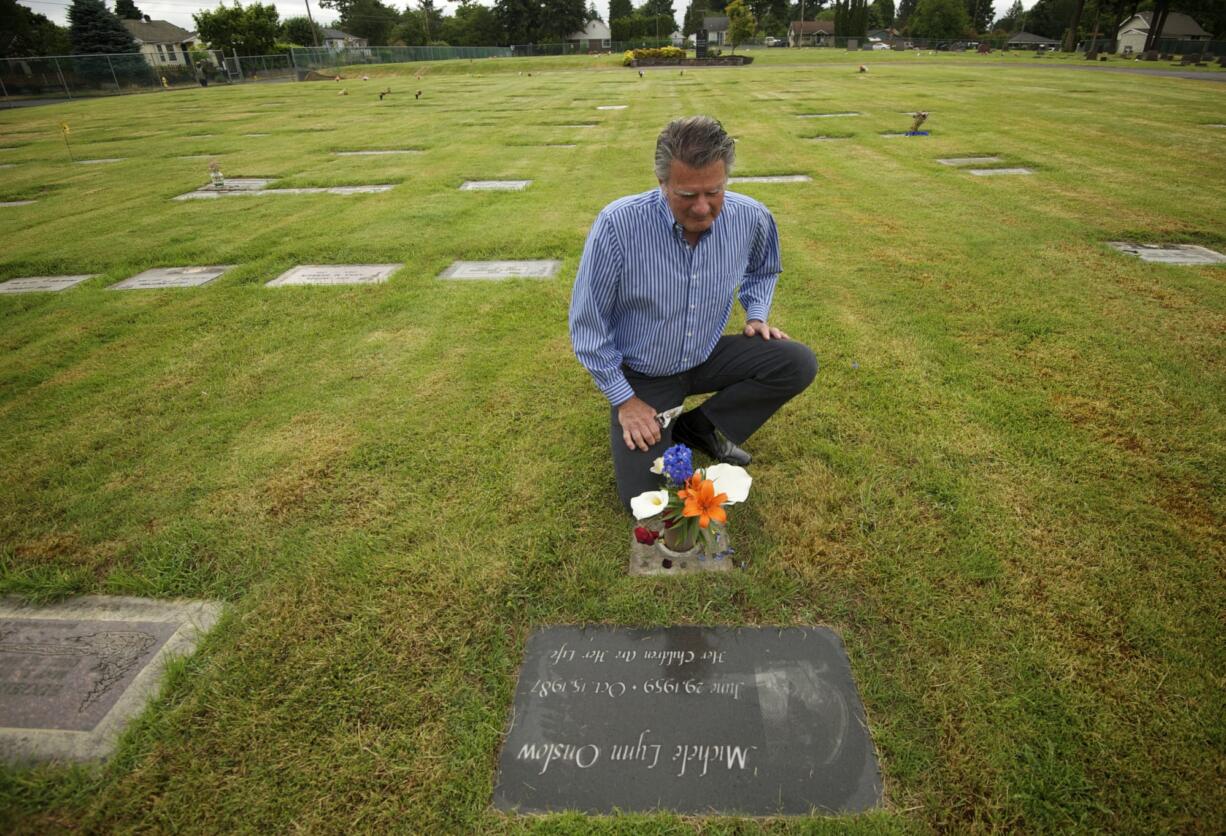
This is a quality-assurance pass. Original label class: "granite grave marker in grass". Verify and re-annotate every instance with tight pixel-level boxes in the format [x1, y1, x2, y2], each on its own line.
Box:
[493, 626, 883, 815]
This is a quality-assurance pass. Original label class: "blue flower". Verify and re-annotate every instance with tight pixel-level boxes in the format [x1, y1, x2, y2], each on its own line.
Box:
[661, 444, 694, 484]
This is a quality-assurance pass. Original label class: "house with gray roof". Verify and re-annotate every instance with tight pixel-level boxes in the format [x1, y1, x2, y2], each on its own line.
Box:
[703, 15, 730, 47]
[321, 28, 368, 50]
[1005, 31, 1060, 50]
[1116, 11, 1211, 54]
[788, 20, 834, 47]
[121, 19, 198, 66]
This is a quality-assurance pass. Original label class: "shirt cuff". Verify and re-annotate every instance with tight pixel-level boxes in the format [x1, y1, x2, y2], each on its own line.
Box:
[745, 305, 770, 323]
[603, 377, 636, 407]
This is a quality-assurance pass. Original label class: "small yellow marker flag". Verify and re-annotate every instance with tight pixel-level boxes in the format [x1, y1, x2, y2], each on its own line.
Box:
[59, 121, 73, 160]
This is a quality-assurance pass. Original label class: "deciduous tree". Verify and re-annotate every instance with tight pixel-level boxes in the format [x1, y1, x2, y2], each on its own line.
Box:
[0, 0, 70, 56]
[192, 2, 280, 55]
[907, 0, 969, 38]
[726, 0, 755, 49]
[280, 15, 322, 46]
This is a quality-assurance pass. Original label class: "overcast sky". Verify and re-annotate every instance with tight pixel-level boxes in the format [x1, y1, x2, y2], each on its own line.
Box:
[22, 0, 1036, 36]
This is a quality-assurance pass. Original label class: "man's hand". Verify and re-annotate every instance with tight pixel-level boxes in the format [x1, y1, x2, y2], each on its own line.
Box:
[744, 319, 790, 341]
[617, 396, 662, 452]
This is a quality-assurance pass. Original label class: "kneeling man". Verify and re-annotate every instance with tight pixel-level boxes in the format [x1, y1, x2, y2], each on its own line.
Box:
[569, 115, 817, 509]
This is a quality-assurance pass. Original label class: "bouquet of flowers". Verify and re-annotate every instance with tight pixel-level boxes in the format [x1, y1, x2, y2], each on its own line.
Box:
[630, 444, 751, 554]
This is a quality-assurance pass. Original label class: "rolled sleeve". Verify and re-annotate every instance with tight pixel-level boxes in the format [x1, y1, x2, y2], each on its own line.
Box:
[739, 206, 782, 323]
[569, 212, 636, 406]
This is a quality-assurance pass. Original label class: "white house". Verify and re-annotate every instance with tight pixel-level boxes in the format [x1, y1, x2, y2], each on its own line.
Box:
[566, 20, 612, 52]
[1116, 11, 1211, 55]
[321, 28, 368, 50]
[121, 19, 198, 66]
[703, 15, 729, 47]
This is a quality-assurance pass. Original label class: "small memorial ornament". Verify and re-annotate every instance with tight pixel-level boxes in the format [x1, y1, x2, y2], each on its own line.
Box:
[630, 444, 751, 568]
[208, 160, 224, 189]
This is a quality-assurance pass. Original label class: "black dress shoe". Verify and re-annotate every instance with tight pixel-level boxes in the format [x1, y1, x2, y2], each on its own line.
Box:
[672, 418, 752, 466]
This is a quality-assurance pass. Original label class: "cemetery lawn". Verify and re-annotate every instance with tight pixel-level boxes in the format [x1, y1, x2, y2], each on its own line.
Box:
[0, 57, 1223, 833]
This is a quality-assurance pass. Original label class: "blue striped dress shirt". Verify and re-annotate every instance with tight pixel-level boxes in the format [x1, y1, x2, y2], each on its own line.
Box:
[569, 187, 782, 406]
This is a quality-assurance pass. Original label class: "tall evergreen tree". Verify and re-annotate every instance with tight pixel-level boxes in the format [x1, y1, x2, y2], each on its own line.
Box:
[609, 0, 634, 22]
[68, 0, 140, 54]
[114, 0, 142, 20]
[994, 0, 1022, 30]
[682, 0, 707, 33]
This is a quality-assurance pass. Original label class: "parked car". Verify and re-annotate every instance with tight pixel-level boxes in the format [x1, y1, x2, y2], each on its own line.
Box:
[871, 43, 890, 50]
[764, 37, 784, 47]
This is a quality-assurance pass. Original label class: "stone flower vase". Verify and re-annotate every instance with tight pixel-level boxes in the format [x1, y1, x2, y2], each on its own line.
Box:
[662, 520, 697, 553]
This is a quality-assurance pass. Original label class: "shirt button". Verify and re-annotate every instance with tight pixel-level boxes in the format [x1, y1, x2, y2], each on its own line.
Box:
[686, 331, 692, 336]
[691, 273, 697, 278]
[690, 304, 695, 309]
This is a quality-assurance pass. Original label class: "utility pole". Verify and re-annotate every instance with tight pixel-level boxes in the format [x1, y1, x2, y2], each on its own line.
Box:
[304, 0, 321, 47]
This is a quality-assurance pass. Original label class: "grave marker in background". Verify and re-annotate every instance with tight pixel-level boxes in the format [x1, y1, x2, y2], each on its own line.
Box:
[438, 260, 560, 280]
[459, 180, 532, 191]
[0, 274, 96, 294]
[266, 264, 401, 286]
[110, 265, 233, 290]
[493, 625, 882, 815]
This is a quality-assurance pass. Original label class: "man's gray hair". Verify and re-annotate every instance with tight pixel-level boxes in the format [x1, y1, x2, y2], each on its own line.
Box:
[654, 116, 735, 182]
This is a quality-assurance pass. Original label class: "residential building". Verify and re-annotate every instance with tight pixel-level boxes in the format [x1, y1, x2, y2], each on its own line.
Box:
[567, 20, 612, 52]
[788, 20, 834, 47]
[121, 19, 199, 66]
[1116, 11, 1212, 54]
[321, 28, 368, 49]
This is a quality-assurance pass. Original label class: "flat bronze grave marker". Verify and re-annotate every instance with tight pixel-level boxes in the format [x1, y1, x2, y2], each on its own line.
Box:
[110, 265, 233, 290]
[1107, 242, 1226, 265]
[76, 158, 124, 165]
[266, 263, 401, 286]
[0, 274, 96, 294]
[0, 200, 35, 207]
[438, 260, 560, 280]
[0, 596, 222, 763]
[459, 180, 532, 191]
[493, 625, 882, 815]
[796, 112, 860, 118]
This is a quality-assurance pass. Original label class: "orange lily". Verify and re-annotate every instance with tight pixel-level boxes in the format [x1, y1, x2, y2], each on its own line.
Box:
[682, 479, 728, 529]
[677, 472, 704, 501]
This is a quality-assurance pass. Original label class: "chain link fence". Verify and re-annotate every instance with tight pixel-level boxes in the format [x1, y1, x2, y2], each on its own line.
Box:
[7, 35, 1219, 107]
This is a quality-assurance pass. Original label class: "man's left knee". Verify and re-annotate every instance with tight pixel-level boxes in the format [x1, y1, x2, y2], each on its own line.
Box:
[774, 340, 818, 393]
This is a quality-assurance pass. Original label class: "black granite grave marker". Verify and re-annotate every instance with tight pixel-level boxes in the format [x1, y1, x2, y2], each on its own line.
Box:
[493, 626, 882, 815]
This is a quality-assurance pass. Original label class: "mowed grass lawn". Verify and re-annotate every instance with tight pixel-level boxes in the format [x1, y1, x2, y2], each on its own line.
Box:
[0, 55, 1223, 832]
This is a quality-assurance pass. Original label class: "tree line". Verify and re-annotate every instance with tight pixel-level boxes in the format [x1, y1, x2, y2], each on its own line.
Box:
[1, 0, 1219, 59]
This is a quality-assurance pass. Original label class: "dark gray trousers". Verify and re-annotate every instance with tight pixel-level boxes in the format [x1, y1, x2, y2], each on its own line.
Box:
[610, 334, 818, 509]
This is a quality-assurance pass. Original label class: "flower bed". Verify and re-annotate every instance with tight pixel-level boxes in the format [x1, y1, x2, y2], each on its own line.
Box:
[630, 56, 755, 67]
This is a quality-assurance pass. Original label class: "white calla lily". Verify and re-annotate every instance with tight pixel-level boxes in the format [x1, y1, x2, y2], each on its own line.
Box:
[630, 490, 670, 520]
[704, 463, 752, 504]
